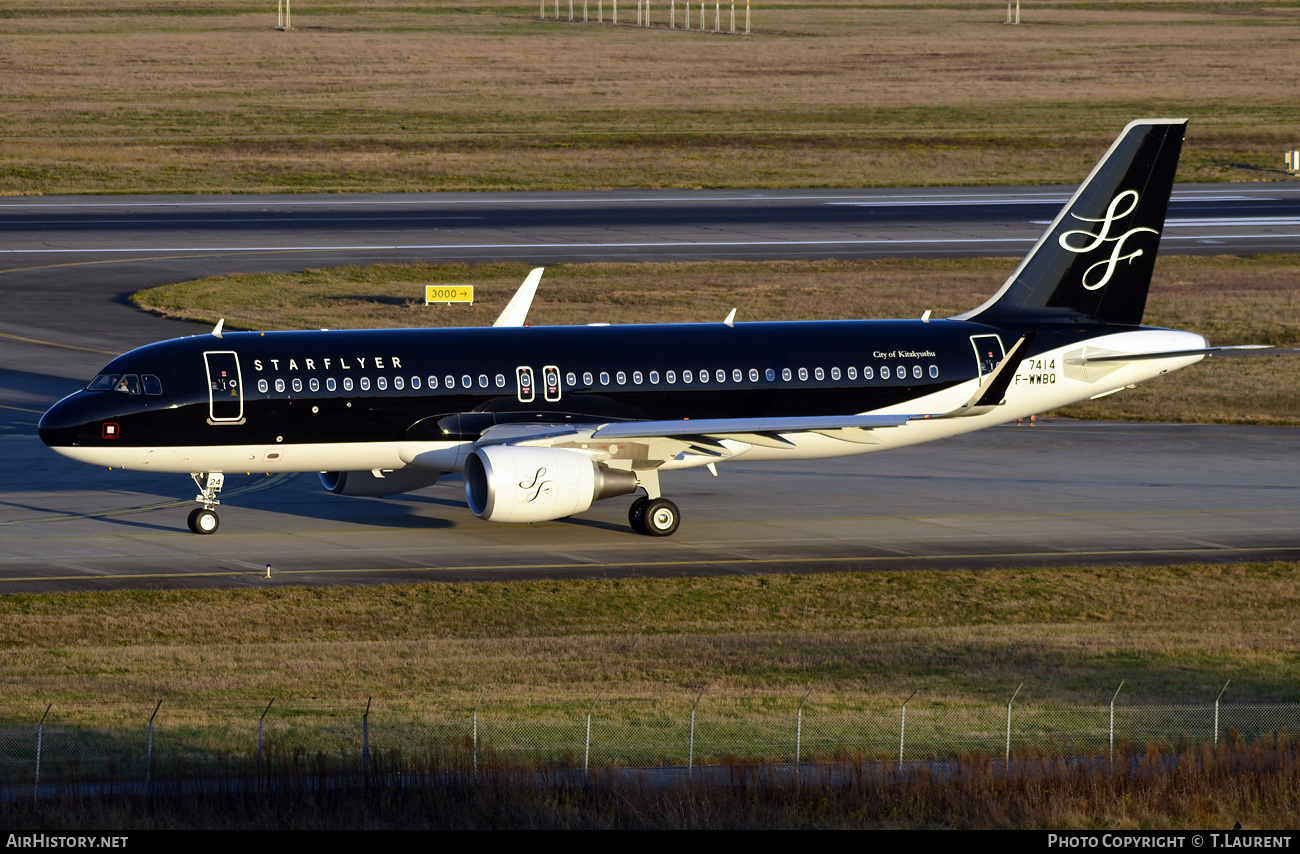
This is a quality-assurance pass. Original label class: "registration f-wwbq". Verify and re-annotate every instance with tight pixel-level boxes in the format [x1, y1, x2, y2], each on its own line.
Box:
[39, 120, 1278, 536]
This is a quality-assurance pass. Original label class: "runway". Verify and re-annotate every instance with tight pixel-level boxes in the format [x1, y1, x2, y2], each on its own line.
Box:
[2, 184, 1298, 589]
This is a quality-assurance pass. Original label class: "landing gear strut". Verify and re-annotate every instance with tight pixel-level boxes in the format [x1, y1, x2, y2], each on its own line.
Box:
[188, 472, 224, 535]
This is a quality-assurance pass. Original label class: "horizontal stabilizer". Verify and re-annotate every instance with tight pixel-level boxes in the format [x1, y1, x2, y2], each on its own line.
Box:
[1067, 344, 1300, 364]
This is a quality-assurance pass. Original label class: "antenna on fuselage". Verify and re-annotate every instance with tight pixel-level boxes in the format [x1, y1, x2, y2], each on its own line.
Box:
[493, 268, 544, 328]
[212, 318, 224, 338]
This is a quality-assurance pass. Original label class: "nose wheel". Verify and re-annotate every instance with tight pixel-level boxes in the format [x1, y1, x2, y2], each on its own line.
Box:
[187, 507, 220, 535]
[628, 496, 680, 537]
[188, 472, 224, 535]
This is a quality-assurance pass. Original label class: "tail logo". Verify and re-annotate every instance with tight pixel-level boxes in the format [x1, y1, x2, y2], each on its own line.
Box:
[1057, 189, 1158, 291]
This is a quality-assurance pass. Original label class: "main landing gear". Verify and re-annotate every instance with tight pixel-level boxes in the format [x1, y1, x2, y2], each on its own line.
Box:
[627, 469, 680, 536]
[628, 496, 681, 536]
[187, 472, 224, 535]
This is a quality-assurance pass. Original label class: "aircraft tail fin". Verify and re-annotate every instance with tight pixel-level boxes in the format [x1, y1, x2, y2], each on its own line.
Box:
[955, 119, 1186, 327]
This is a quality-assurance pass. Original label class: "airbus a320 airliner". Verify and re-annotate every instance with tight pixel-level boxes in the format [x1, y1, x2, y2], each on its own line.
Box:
[38, 119, 1278, 537]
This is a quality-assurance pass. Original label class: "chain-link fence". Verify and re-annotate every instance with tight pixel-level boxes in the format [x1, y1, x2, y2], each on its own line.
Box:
[2, 692, 1297, 792]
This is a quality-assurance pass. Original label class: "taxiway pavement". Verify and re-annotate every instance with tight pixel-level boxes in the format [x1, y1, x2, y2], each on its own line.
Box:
[2, 185, 1297, 588]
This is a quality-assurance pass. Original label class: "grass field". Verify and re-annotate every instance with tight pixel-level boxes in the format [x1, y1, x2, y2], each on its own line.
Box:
[2, 1, 1299, 194]
[1, 564, 1297, 722]
[133, 254, 1300, 424]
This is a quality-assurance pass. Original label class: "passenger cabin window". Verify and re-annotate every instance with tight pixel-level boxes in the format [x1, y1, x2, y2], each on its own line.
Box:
[880, 367, 891, 379]
[344, 377, 354, 391]
[377, 377, 388, 390]
[715, 369, 726, 383]
[782, 368, 792, 381]
[327, 378, 337, 392]
[798, 368, 808, 381]
[666, 371, 676, 384]
[411, 376, 421, 390]
[258, 379, 269, 393]
[847, 367, 858, 380]
[616, 371, 627, 385]
[444, 375, 454, 389]
[632, 371, 643, 384]
[583, 372, 594, 386]
[600, 371, 610, 385]
[360, 377, 371, 391]
[864, 367, 874, 379]
[566, 372, 577, 386]
[815, 367, 825, 381]
[275, 379, 286, 393]
[649, 371, 659, 384]
[427, 376, 438, 389]
[310, 378, 321, 392]
[831, 367, 841, 381]
[292, 378, 303, 393]
[393, 376, 403, 390]
[683, 370, 693, 383]
[930, 365, 939, 378]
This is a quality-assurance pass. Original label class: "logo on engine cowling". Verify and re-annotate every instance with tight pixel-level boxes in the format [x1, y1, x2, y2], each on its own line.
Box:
[518, 467, 554, 503]
[1058, 189, 1158, 291]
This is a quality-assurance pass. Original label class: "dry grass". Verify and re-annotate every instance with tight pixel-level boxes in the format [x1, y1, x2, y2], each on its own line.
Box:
[133, 254, 1300, 424]
[1, 564, 1297, 724]
[2, 2, 1299, 193]
[6, 746, 1300, 828]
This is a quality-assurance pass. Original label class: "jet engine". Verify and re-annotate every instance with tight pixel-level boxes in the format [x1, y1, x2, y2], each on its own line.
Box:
[464, 445, 638, 523]
[319, 468, 442, 497]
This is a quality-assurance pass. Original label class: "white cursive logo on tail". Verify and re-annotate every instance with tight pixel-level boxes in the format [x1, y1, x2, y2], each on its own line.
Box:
[1058, 189, 1158, 290]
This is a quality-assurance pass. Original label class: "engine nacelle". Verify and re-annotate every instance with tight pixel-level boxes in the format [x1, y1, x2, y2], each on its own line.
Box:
[319, 468, 442, 497]
[464, 445, 639, 523]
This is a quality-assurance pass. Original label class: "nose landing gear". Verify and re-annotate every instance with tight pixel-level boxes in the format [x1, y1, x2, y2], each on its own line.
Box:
[188, 472, 224, 535]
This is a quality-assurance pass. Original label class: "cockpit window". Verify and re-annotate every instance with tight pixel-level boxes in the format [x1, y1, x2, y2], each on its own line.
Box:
[87, 374, 118, 391]
[87, 373, 161, 395]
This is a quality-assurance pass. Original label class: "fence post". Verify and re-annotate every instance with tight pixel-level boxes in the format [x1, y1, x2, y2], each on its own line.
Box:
[1109, 681, 1124, 764]
[362, 696, 372, 770]
[729, 0, 734, 33]
[899, 690, 918, 767]
[1215, 680, 1230, 747]
[146, 700, 162, 789]
[473, 692, 483, 776]
[584, 693, 602, 777]
[1005, 683, 1022, 770]
[258, 697, 275, 783]
[33, 704, 51, 801]
[795, 688, 812, 775]
[745, 0, 749, 34]
[541, 0, 546, 19]
[688, 690, 703, 780]
[714, 1, 720, 32]
[614, 0, 617, 24]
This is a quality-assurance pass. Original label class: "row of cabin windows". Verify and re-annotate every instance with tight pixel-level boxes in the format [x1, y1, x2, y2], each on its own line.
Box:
[253, 364, 941, 396]
[250, 363, 946, 395]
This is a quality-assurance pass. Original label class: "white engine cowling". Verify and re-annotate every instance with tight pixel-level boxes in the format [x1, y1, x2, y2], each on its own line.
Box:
[464, 445, 638, 523]
[319, 468, 442, 497]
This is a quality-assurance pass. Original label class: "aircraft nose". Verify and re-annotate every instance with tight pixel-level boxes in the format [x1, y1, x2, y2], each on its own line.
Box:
[38, 393, 97, 447]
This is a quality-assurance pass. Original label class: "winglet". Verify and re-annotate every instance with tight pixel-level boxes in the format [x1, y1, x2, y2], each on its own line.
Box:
[493, 268, 544, 328]
[212, 318, 224, 339]
[930, 335, 1034, 419]
[723, 308, 737, 328]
